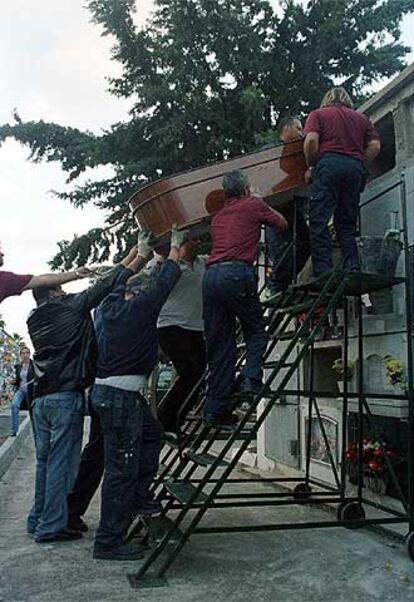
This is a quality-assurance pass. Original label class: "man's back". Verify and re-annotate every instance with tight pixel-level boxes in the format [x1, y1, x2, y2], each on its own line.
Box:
[304, 105, 378, 161]
[207, 195, 284, 266]
[28, 295, 96, 398]
[157, 256, 206, 331]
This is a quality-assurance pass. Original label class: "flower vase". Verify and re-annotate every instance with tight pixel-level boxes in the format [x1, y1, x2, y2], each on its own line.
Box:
[337, 380, 352, 394]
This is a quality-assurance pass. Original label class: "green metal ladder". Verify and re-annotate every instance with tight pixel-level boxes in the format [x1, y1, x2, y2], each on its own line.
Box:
[127, 270, 412, 588]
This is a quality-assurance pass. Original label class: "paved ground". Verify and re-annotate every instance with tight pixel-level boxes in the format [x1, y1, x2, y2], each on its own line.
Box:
[0, 436, 413, 602]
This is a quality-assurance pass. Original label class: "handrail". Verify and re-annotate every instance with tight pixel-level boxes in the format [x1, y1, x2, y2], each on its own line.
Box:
[359, 179, 402, 209]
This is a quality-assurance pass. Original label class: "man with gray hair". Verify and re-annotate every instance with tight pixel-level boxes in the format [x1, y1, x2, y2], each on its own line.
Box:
[203, 169, 287, 430]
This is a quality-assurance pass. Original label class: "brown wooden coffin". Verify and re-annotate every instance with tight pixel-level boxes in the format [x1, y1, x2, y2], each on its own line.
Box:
[129, 139, 308, 240]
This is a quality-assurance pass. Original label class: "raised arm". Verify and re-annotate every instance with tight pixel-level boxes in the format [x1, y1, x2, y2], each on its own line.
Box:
[256, 200, 288, 231]
[145, 225, 189, 312]
[70, 240, 152, 314]
[122, 231, 154, 274]
[22, 269, 88, 291]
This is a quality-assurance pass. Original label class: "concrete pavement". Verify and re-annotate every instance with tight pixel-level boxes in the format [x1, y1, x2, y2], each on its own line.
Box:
[0, 436, 413, 602]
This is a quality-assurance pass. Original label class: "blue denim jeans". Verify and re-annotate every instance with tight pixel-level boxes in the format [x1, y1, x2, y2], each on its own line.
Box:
[203, 262, 268, 416]
[91, 384, 163, 550]
[309, 153, 364, 275]
[27, 391, 84, 538]
[10, 389, 27, 435]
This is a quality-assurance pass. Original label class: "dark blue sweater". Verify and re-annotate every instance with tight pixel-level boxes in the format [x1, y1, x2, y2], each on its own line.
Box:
[95, 260, 181, 377]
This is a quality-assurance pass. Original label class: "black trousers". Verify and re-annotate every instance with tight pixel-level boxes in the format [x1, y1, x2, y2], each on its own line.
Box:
[67, 397, 104, 522]
[157, 326, 206, 432]
[266, 199, 310, 291]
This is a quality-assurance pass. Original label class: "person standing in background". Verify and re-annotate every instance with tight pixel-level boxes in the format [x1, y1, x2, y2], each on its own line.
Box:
[10, 346, 34, 436]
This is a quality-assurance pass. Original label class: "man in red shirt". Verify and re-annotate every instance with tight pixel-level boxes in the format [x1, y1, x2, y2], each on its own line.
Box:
[303, 87, 381, 276]
[0, 242, 88, 303]
[203, 170, 287, 430]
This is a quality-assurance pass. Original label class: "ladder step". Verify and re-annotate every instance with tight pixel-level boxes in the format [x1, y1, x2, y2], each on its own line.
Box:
[140, 515, 183, 544]
[263, 360, 294, 369]
[214, 430, 253, 441]
[185, 413, 201, 422]
[270, 331, 296, 341]
[164, 480, 208, 504]
[184, 450, 229, 467]
[275, 300, 314, 315]
[157, 462, 169, 475]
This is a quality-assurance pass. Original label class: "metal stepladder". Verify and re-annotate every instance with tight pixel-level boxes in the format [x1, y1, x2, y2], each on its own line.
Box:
[127, 268, 414, 588]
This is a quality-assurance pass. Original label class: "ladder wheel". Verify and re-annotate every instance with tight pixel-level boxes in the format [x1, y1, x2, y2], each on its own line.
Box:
[406, 532, 414, 562]
[293, 483, 312, 500]
[337, 501, 365, 529]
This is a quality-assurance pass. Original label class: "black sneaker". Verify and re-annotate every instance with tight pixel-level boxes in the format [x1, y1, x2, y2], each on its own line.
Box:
[68, 516, 88, 532]
[203, 413, 239, 431]
[134, 500, 163, 517]
[93, 542, 145, 561]
[239, 379, 262, 405]
[35, 528, 83, 543]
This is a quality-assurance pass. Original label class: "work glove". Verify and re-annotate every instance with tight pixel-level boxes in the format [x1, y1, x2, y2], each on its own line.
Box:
[170, 224, 189, 249]
[137, 230, 154, 257]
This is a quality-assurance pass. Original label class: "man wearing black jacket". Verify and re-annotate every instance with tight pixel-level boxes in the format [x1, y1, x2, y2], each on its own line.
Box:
[26, 244, 144, 544]
[91, 227, 186, 561]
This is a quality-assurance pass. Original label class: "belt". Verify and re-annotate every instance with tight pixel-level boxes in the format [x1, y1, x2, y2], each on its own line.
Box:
[208, 260, 252, 268]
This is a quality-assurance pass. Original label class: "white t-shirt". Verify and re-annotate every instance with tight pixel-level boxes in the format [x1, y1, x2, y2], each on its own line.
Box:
[157, 256, 206, 332]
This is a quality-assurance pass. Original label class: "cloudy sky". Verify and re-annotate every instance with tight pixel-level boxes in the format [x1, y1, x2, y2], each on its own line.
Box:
[1, 0, 413, 344]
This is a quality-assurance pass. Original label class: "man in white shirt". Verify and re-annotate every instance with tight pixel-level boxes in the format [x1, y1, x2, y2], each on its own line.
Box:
[156, 239, 207, 435]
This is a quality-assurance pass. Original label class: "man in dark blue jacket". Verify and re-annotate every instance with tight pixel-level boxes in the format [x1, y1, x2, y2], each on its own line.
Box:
[91, 226, 187, 561]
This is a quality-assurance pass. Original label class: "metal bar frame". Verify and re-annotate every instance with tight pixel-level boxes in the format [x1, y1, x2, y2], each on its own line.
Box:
[129, 176, 414, 587]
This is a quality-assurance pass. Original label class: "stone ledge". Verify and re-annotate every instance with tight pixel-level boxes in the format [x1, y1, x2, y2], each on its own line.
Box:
[0, 415, 32, 481]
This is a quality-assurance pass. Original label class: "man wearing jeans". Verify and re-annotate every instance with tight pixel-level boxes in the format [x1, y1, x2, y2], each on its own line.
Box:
[203, 170, 287, 430]
[26, 246, 141, 543]
[91, 227, 186, 561]
[303, 87, 381, 276]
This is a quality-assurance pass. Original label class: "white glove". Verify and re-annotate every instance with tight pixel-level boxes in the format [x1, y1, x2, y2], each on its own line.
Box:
[170, 224, 189, 249]
[137, 230, 153, 257]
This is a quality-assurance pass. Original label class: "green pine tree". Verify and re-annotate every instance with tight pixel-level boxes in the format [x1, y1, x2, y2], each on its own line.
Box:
[1, 0, 413, 268]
